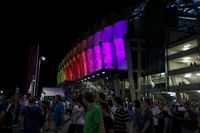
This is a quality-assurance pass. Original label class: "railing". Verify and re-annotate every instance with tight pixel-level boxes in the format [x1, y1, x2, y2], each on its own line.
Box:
[168, 83, 200, 91]
[168, 64, 200, 75]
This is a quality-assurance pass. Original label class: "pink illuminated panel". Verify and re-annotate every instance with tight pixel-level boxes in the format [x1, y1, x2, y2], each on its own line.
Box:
[86, 48, 94, 73]
[87, 35, 95, 73]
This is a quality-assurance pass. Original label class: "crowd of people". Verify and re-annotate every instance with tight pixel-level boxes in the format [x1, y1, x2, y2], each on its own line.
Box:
[0, 91, 200, 133]
[66, 92, 200, 133]
[0, 93, 51, 133]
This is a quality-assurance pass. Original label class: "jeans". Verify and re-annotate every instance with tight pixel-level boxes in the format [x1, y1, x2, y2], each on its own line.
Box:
[76, 124, 84, 133]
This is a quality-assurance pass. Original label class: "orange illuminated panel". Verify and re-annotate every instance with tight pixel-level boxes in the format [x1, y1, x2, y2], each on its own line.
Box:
[69, 60, 73, 81]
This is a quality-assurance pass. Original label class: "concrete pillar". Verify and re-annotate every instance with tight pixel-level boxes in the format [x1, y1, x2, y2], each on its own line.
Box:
[110, 38, 118, 69]
[197, 16, 200, 58]
[175, 92, 182, 103]
[137, 41, 142, 99]
[165, 29, 170, 91]
[114, 74, 120, 97]
[124, 36, 136, 101]
[122, 80, 125, 99]
[196, 17, 200, 91]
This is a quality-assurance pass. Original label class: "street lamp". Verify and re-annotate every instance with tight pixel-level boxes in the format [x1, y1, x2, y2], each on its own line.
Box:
[34, 56, 46, 96]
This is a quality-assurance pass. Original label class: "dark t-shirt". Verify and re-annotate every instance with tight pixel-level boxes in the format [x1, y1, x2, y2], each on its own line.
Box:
[142, 108, 153, 133]
[104, 116, 114, 133]
[183, 109, 198, 130]
[1, 102, 13, 127]
[158, 110, 169, 133]
[22, 106, 41, 133]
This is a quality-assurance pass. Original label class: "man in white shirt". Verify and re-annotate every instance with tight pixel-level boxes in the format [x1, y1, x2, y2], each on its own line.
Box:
[151, 101, 160, 133]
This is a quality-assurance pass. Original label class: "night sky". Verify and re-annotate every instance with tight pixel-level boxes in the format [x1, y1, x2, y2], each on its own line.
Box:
[14, 1, 141, 92]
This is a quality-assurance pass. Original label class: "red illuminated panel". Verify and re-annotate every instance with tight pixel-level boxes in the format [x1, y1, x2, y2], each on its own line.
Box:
[81, 51, 87, 76]
[72, 57, 77, 80]
[76, 54, 81, 79]
[79, 53, 84, 78]
[64, 64, 67, 81]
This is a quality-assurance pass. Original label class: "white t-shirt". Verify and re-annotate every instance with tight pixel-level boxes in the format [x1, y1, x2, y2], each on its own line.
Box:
[152, 106, 161, 126]
[178, 106, 186, 112]
[24, 100, 29, 106]
[71, 105, 85, 124]
[110, 106, 117, 120]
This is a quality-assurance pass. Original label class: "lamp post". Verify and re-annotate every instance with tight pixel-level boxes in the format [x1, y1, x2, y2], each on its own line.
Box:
[34, 56, 46, 97]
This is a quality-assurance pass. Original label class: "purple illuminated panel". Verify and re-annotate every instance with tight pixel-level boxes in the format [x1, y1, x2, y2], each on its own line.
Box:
[113, 20, 128, 69]
[94, 31, 102, 45]
[94, 31, 103, 70]
[113, 20, 127, 38]
[114, 39, 127, 69]
[102, 26, 114, 69]
[94, 45, 102, 70]
[88, 35, 94, 47]
[103, 42, 113, 68]
[87, 36, 95, 73]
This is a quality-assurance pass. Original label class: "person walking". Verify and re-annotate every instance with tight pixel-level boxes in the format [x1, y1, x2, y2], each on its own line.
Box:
[132, 100, 143, 133]
[141, 99, 154, 133]
[82, 92, 105, 133]
[100, 102, 114, 133]
[68, 97, 85, 133]
[53, 95, 64, 133]
[158, 102, 169, 133]
[21, 96, 41, 133]
[113, 97, 129, 133]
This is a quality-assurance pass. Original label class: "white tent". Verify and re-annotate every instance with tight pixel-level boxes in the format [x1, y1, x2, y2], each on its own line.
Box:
[42, 87, 65, 97]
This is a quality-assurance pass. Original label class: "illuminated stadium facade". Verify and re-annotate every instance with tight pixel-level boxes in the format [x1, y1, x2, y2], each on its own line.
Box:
[58, 0, 200, 101]
[57, 20, 128, 82]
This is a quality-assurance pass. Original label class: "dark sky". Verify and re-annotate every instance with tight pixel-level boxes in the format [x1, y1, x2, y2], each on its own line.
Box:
[14, 1, 141, 91]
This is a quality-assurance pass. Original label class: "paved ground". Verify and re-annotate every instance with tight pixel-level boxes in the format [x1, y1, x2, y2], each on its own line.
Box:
[13, 114, 71, 133]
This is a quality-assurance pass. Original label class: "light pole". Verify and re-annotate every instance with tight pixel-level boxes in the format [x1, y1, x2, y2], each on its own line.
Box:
[35, 56, 46, 97]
